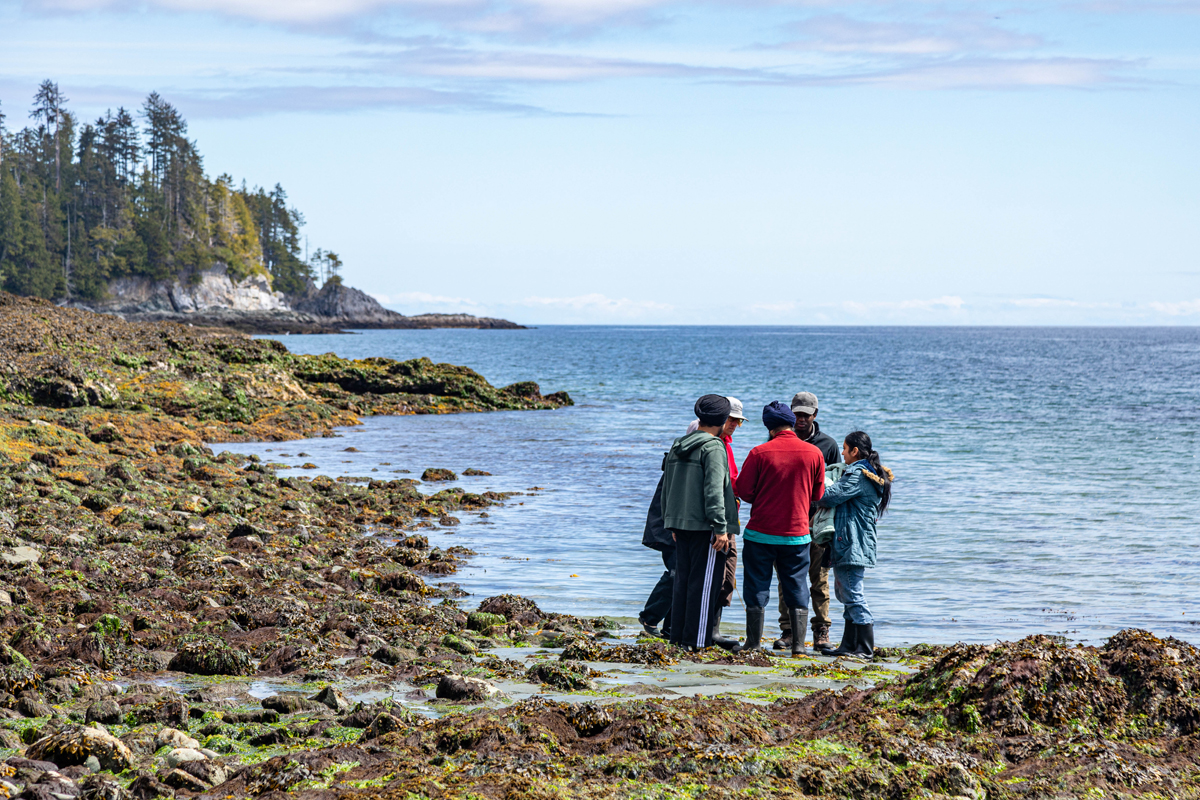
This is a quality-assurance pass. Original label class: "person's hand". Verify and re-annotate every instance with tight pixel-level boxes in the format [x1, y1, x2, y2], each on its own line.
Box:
[713, 533, 731, 552]
[671, 532, 676, 542]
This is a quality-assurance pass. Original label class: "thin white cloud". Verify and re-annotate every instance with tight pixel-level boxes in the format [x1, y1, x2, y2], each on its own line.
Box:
[1147, 299, 1200, 315]
[777, 14, 1043, 56]
[352, 46, 748, 81]
[520, 293, 674, 314]
[168, 84, 550, 117]
[373, 291, 481, 306]
[848, 295, 966, 312]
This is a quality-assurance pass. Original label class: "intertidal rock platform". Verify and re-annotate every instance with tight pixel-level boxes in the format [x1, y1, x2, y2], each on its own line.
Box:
[0, 292, 1194, 799]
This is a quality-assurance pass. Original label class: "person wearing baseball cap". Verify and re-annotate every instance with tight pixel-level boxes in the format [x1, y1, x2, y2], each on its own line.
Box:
[660, 395, 740, 651]
[774, 391, 841, 652]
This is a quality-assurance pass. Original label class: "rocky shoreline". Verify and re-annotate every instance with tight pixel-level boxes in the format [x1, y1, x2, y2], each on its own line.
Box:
[0, 292, 1195, 799]
[73, 265, 526, 334]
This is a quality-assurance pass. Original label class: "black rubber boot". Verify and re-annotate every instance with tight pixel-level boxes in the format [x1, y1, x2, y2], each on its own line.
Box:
[789, 607, 809, 657]
[734, 608, 765, 653]
[711, 607, 739, 651]
[850, 623, 874, 660]
[819, 620, 857, 657]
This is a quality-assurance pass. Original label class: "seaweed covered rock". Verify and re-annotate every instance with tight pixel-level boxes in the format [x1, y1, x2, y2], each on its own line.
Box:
[560, 637, 678, 667]
[359, 709, 421, 742]
[525, 660, 598, 691]
[421, 468, 456, 482]
[466, 612, 506, 635]
[1101, 628, 1200, 734]
[476, 595, 544, 627]
[903, 634, 1133, 736]
[167, 636, 251, 676]
[27, 725, 135, 772]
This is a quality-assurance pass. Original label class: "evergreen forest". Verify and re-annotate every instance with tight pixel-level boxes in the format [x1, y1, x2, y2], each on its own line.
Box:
[0, 81, 342, 302]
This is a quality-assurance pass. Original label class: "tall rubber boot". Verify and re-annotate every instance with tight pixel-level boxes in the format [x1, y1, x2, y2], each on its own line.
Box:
[789, 607, 809, 657]
[819, 620, 857, 657]
[850, 623, 874, 660]
[711, 607, 739, 651]
[734, 607, 765, 653]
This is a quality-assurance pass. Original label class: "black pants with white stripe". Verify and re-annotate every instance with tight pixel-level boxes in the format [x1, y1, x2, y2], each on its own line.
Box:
[668, 529, 729, 650]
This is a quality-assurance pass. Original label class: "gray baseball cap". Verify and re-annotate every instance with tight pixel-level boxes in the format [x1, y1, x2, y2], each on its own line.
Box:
[726, 397, 747, 420]
[790, 392, 818, 415]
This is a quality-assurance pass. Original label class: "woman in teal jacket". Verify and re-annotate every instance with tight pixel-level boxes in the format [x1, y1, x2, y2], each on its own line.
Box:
[815, 431, 893, 659]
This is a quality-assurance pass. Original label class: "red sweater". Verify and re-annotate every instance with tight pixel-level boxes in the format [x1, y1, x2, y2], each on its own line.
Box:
[734, 430, 825, 538]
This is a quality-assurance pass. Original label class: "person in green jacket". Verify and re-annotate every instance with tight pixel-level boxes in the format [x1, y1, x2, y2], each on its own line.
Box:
[661, 394, 740, 651]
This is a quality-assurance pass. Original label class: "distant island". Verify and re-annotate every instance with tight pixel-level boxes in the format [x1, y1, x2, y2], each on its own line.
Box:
[0, 81, 520, 333]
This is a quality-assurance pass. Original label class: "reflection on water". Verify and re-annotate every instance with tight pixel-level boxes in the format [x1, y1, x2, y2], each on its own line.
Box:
[215, 326, 1200, 647]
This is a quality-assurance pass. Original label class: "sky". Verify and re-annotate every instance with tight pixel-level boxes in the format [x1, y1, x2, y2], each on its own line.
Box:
[2, 0, 1199, 325]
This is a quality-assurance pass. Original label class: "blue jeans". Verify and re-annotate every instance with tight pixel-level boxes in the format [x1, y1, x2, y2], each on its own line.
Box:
[834, 565, 872, 625]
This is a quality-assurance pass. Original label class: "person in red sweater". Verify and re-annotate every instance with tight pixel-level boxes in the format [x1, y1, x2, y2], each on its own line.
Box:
[733, 401, 825, 656]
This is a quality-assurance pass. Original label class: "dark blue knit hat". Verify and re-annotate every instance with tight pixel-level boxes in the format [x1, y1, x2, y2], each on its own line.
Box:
[694, 394, 732, 427]
[762, 401, 796, 430]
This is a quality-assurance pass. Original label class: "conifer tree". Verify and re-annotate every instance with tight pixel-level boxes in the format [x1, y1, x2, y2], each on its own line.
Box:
[30, 81, 65, 192]
[0, 82, 337, 302]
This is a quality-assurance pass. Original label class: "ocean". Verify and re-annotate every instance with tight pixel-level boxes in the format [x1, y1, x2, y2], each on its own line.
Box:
[216, 326, 1200, 646]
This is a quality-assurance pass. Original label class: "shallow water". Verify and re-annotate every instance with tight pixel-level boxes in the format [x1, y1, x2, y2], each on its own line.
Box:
[218, 326, 1200, 646]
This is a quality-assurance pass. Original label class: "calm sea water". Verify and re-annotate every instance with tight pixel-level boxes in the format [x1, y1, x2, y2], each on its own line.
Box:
[217, 327, 1200, 646]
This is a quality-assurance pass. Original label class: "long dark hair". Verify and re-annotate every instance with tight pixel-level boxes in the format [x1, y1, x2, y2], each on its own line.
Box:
[844, 431, 891, 516]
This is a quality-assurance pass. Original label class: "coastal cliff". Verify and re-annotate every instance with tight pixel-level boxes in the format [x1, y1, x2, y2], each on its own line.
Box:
[72, 265, 523, 333]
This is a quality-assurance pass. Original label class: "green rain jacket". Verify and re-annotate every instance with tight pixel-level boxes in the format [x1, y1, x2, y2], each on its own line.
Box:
[660, 431, 740, 536]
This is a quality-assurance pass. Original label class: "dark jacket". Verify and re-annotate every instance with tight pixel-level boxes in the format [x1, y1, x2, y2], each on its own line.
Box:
[734, 430, 825, 538]
[816, 461, 894, 568]
[641, 475, 673, 551]
[660, 431, 739, 536]
[798, 421, 840, 466]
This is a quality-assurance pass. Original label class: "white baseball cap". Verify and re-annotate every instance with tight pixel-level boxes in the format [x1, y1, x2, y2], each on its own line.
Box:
[726, 397, 747, 420]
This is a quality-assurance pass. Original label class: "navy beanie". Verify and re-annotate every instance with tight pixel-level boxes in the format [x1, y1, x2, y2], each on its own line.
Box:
[762, 401, 796, 431]
[694, 394, 732, 427]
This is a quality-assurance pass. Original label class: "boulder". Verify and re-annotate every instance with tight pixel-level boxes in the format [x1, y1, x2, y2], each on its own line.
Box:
[28, 726, 134, 772]
[177, 759, 226, 788]
[127, 773, 173, 800]
[163, 749, 204, 769]
[160, 768, 207, 793]
[435, 675, 499, 703]
[260, 694, 315, 714]
[85, 699, 123, 726]
[526, 660, 598, 692]
[358, 712, 412, 742]
[153, 729, 199, 752]
[78, 774, 131, 800]
[17, 696, 54, 718]
[167, 638, 251, 677]
[309, 686, 350, 713]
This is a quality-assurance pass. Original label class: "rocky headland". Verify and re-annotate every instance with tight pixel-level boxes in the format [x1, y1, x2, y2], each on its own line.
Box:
[0, 292, 1194, 799]
[73, 266, 524, 334]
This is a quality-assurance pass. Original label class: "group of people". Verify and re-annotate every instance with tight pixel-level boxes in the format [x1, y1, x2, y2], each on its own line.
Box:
[639, 392, 893, 659]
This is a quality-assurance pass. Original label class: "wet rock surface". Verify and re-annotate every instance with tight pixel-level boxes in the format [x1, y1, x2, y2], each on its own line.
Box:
[0, 296, 1192, 798]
